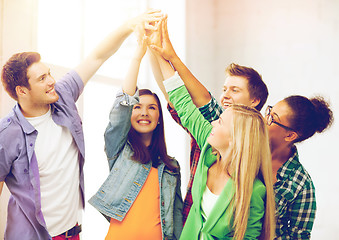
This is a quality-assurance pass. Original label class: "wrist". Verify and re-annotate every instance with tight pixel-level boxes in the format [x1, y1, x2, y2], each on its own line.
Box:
[132, 51, 145, 62]
[124, 18, 136, 33]
[169, 54, 180, 64]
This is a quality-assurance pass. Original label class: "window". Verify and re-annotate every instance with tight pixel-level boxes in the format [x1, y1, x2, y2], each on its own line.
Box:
[37, 1, 187, 238]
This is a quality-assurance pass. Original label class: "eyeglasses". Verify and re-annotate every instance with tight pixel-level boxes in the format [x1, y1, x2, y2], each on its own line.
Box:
[265, 105, 296, 132]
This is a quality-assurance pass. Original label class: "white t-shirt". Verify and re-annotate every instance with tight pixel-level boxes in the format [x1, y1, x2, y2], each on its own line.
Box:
[27, 108, 82, 236]
[200, 185, 220, 240]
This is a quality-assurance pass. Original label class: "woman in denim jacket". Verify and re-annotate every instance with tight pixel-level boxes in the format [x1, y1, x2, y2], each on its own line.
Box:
[89, 22, 183, 240]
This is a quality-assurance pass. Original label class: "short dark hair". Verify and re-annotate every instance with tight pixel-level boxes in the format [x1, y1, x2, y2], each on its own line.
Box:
[284, 95, 334, 143]
[128, 89, 177, 170]
[226, 63, 268, 111]
[1, 52, 41, 100]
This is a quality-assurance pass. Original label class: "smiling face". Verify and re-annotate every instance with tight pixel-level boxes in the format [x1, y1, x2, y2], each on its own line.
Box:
[219, 76, 256, 109]
[207, 108, 233, 153]
[131, 94, 160, 139]
[17, 61, 59, 117]
[26, 61, 59, 105]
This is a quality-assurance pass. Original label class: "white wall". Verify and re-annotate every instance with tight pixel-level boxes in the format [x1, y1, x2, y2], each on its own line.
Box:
[185, 0, 339, 239]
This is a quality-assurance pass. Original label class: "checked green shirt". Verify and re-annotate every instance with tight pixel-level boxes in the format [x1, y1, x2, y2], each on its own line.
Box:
[199, 96, 316, 239]
[274, 147, 316, 239]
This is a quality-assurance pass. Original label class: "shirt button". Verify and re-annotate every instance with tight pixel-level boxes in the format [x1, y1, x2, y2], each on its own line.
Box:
[7, 118, 10, 122]
[24, 169, 28, 173]
[30, 143, 33, 147]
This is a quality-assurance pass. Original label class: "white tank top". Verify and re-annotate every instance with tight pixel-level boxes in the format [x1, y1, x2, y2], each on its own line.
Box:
[200, 185, 220, 240]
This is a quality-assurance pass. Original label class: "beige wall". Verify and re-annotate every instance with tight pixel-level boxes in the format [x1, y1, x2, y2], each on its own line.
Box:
[0, 0, 38, 237]
[185, 0, 339, 239]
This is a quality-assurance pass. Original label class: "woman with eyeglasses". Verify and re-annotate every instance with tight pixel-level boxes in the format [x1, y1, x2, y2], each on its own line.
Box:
[265, 95, 333, 239]
[166, 86, 333, 239]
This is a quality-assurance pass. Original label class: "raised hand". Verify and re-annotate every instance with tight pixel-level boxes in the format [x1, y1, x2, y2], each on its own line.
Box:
[146, 20, 162, 48]
[128, 9, 164, 35]
[149, 16, 177, 61]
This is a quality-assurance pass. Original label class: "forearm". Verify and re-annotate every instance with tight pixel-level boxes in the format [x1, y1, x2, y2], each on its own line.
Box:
[104, 91, 138, 160]
[169, 55, 211, 108]
[92, 23, 132, 62]
[75, 9, 162, 86]
[123, 56, 142, 95]
[157, 55, 175, 80]
[148, 50, 171, 103]
[75, 22, 133, 85]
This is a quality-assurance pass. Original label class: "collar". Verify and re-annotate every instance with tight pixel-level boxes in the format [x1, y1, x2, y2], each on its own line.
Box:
[13, 103, 36, 134]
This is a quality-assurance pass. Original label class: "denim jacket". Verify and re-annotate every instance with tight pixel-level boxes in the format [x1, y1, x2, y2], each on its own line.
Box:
[89, 89, 183, 240]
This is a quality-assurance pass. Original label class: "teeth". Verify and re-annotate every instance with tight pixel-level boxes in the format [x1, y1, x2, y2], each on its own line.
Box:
[138, 120, 150, 124]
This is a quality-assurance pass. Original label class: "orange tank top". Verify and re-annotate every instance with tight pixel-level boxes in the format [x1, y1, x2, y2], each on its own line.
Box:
[105, 167, 162, 240]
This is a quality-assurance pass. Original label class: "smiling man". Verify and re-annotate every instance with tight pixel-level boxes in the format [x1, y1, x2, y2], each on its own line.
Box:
[0, 10, 163, 240]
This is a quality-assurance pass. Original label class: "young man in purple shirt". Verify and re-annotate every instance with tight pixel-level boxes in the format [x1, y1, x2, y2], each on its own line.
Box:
[0, 10, 163, 240]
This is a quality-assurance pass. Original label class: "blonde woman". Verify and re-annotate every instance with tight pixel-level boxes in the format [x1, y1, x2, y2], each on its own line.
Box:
[168, 73, 275, 240]
[149, 39, 275, 238]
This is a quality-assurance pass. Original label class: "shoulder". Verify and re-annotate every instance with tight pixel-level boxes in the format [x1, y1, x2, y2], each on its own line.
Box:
[0, 111, 23, 137]
[279, 155, 315, 192]
[170, 157, 181, 169]
[164, 157, 181, 174]
[0, 112, 26, 157]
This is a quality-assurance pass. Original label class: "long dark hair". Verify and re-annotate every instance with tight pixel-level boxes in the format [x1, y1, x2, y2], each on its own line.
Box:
[284, 95, 334, 143]
[128, 89, 177, 170]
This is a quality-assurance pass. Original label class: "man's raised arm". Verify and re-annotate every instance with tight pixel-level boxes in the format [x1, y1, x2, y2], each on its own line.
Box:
[75, 10, 163, 86]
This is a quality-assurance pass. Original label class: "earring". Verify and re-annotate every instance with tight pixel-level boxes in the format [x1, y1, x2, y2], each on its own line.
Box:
[158, 122, 160, 125]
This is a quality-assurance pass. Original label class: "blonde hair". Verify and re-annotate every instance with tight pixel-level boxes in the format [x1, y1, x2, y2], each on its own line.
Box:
[223, 104, 275, 240]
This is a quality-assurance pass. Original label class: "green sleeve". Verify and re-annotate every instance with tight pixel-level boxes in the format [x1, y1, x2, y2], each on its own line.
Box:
[168, 85, 213, 150]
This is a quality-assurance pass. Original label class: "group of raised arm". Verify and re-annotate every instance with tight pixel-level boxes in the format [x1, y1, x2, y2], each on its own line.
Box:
[0, 9, 334, 240]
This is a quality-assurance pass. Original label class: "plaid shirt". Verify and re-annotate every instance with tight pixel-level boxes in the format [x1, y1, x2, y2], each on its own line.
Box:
[167, 95, 223, 224]
[274, 147, 316, 239]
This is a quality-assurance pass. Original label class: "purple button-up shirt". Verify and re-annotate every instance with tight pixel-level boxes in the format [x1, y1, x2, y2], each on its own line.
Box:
[0, 70, 85, 240]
